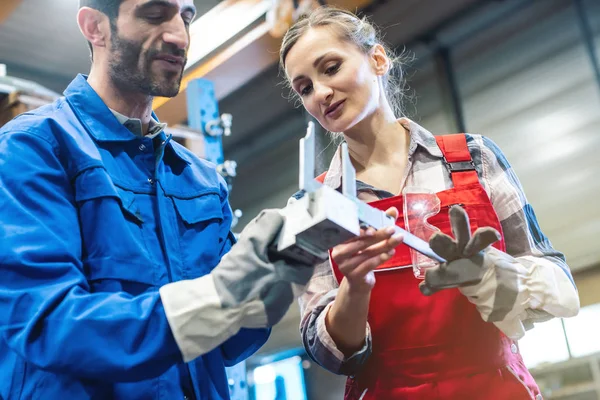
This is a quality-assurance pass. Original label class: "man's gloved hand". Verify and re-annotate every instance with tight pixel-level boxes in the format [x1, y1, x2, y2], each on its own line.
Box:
[419, 206, 533, 337]
[212, 209, 315, 326]
[159, 208, 315, 362]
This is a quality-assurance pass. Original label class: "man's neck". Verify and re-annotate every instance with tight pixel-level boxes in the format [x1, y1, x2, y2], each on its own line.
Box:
[87, 69, 154, 128]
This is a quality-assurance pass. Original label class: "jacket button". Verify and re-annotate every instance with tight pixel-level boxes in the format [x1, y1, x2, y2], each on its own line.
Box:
[139, 144, 146, 151]
[147, 178, 155, 184]
[536, 395, 543, 400]
[511, 343, 518, 354]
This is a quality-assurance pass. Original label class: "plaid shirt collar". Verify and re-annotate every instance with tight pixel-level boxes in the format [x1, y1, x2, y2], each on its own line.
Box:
[323, 118, 444, 189]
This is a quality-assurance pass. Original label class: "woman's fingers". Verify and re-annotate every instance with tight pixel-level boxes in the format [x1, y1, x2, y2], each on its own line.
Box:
[331, 206, 403, 284]
[350, 247, 398, 278]
[344, 232, 404, 274]
[332, 226, 396, 264]
[385, 206, 399, 220]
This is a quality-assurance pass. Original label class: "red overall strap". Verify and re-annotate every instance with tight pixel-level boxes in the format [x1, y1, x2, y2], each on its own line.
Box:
[316, 172, 327, 183]
[435, 134, 479, 187]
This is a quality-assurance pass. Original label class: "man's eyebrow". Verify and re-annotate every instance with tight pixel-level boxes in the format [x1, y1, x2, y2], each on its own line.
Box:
[135, 1, 197, 18]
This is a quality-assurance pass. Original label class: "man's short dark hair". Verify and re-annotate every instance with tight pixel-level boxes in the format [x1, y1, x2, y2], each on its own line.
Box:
[79, 0, 124, 56]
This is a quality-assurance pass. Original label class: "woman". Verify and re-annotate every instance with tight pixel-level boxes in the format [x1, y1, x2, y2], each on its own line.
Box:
[279, 6, 580, 400]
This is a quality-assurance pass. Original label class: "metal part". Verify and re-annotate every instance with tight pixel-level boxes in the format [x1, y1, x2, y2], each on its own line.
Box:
[341, 142, 357, 199]
[205, 113, 233, 137]
[231, 209, 243, 230]
[186, 78, 246, 399]
[217, 160, 238, 178]
[217, 160, 238, 191]
[186, 79, 224, 165]
[275, 122, 446, 265]
[299, 121, 319, 193]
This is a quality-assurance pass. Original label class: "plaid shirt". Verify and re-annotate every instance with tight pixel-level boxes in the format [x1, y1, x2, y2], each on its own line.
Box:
[291, 118, 577, 376]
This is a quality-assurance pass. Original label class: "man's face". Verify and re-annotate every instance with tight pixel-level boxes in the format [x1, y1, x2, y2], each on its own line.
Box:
[108, 0, 196, 98]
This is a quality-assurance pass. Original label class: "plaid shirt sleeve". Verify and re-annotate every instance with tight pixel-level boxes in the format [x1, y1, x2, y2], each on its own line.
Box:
[288, 195, 372, 376]
[470, 134, 579, 327]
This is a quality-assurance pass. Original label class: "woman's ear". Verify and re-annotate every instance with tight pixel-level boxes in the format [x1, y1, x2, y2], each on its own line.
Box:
[370, 44, 391, 77]
[77, 7, 109, 50]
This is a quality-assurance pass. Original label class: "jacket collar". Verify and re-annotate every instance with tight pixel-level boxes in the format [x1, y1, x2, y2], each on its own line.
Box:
[64, 74, 189, 164]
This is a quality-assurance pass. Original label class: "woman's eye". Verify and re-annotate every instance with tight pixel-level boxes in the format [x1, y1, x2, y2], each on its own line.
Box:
[325, 63, 340, 75]
[300, 84, 313, 96]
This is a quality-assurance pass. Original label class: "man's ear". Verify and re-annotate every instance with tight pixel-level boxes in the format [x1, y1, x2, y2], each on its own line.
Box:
[370, 44, 391, 77]
[77, 7, 110, 50]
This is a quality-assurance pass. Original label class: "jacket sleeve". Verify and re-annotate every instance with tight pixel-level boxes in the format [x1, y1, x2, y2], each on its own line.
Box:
[0, 130, 183, 382]
[215, 208, 270, 366]
[478, 135, 579, 329]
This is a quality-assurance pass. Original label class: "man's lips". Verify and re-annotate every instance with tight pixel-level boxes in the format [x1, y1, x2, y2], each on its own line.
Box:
[154, 54, 185, 66]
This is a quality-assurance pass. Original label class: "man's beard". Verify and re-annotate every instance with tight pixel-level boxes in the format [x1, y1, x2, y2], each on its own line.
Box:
[108, 30, 185, 98]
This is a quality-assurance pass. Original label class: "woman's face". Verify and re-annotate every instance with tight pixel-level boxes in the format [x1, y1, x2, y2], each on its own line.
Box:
[284, 26, 387, 133]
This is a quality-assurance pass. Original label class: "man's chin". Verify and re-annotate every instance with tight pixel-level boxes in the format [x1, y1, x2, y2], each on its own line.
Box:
[154, 88, 180, 98]
[149, 81, 181, 98]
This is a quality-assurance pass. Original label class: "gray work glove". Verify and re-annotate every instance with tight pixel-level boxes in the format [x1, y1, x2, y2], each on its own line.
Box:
[419, 206, 537, 339]
[419, 205, 501, 296]
[418, 206, 580, 341]
[159, 209, 316, 362]
[212, 209, 315, 326]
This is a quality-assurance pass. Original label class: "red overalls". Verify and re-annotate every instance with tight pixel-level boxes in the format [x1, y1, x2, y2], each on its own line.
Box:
[320, 135, 541, 400]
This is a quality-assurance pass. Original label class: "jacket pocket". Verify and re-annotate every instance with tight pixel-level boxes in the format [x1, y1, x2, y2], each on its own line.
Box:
[170, 192, 223, 225]
[74, 167, 154, 281]
[74, 167, 143, 224]
[168, 191, 226, 278]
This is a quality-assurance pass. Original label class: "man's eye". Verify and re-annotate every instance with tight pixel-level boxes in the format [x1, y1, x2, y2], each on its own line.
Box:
[145, 15, 164, 23]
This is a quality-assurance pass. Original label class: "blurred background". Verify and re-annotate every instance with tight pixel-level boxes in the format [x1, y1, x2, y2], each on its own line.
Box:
[1, 0, 599, 399]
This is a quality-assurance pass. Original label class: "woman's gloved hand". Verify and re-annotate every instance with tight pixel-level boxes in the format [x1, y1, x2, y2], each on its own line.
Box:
[419, 206, 532, 335]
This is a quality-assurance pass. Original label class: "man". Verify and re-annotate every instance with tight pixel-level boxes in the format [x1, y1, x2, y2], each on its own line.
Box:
[0, 1, 324, 398]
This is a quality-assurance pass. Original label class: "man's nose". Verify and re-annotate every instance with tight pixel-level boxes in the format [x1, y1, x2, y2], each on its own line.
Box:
[162, 17, 189, 50]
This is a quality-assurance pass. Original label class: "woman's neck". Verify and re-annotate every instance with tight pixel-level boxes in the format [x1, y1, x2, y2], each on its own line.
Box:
[343, 107, 410, 173]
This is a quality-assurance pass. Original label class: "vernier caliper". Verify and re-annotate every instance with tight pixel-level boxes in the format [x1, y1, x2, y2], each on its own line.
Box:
[275, 121, 446, 266]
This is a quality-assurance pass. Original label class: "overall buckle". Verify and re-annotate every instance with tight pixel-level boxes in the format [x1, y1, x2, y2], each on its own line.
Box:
[445, 160, 476, 172]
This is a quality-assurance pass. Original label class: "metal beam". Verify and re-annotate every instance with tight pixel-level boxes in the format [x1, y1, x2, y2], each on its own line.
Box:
[434, 46, 466, 133]
[0, 0, 22, 24]
[574, 0, 600, 97]
[154, 0, 374, 125]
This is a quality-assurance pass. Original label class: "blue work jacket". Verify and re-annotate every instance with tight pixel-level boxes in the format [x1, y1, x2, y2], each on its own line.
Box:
[0, 74, 270, 399]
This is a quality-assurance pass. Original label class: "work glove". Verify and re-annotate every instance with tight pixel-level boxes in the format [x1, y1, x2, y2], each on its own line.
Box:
[159, 209, 315, 362]
[211, 209, 315, 326]
[419, 206, 533, 338]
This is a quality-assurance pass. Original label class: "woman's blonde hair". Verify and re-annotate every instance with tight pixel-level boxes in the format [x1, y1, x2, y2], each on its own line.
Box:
[279, 6, 410, 117]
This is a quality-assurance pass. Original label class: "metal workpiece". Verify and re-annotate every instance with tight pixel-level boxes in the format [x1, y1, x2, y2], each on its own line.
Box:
[277, 185, 360, 264]
[275, 121, 446, 266]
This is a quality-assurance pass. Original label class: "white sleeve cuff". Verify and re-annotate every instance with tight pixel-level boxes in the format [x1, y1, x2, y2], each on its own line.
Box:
[160, 274, 268, 362]
[316, 302, 371, 362]
[520, 256, 580, 319]
[494, 318, 526, 341]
